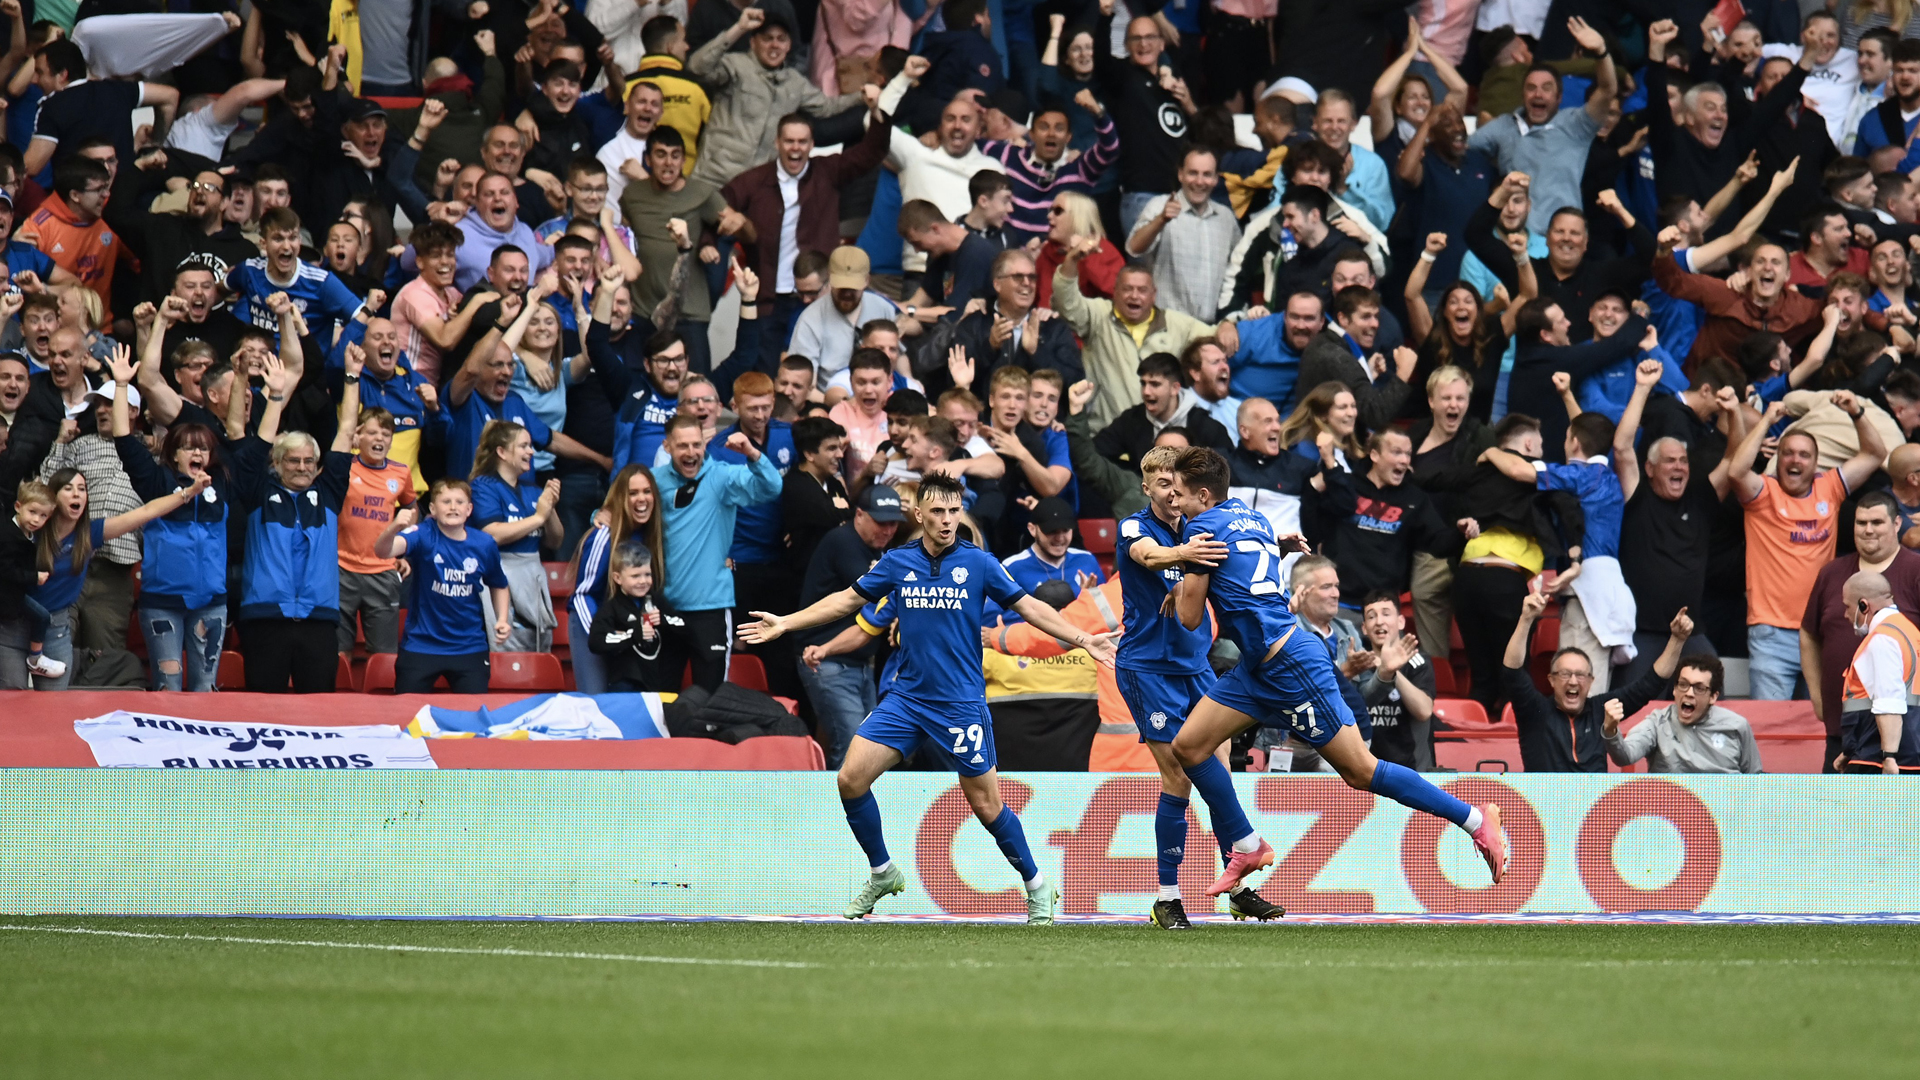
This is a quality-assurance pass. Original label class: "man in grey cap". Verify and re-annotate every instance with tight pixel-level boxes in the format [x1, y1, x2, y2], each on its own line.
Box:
[794, 483, 904, 768]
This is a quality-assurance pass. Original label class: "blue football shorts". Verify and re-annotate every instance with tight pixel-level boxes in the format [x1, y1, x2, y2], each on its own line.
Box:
[1202, 626, 1356, 748]
[856, 692, 998, 777]
[1115, 667, 1217, 744]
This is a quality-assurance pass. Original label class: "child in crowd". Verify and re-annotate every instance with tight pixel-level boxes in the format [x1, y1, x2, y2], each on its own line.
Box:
[336, 406, 418, 656]
[374, 479, 512, 694]
[587, 541, 671, 692]
[3, 480, 63, 679]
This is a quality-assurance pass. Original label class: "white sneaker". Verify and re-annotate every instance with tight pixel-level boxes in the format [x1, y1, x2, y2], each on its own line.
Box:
[26, 654, 67, 679]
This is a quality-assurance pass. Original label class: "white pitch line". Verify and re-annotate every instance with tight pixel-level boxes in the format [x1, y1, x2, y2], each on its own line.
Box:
[0, 924, 818, 969]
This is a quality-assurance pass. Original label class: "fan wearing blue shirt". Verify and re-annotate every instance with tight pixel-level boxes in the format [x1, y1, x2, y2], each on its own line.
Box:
[227, 207, 368, 341]
[995, 495, 1102, 623]
[444, 301, 606, 482]
[739, 473, 1119, 925]
[374, 479, 512, 694]
[1161, 447, 1514, 896]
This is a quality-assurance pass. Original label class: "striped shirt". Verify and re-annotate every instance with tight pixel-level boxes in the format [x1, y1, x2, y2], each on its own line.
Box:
[39, 433, 141, 566]
[976, 112, 1121, 243]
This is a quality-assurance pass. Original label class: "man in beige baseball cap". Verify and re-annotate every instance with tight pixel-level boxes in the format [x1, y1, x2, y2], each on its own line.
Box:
[789, 245, 909, 385]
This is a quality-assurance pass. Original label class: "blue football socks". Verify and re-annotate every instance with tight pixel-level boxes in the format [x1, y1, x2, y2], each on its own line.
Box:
[841, 793, 891, 871]
[1183, 755, 1255, 847]
[1155, 793, 1189, 888]
[985, 804, 1041, 884]
[1370, 761, 1473, 828]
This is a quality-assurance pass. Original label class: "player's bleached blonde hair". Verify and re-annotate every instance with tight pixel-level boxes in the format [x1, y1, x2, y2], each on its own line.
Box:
[1140, 445, 1183, 475]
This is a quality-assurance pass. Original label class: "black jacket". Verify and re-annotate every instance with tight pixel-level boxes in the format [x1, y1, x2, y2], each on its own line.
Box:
[1457, 459, 1585, 561]
[1298, 327, 1411, 436]
[587, 590, 673, 691]
[1407, 415, 1495, 523]
[939, 304, 1085, 401]
[1093, 397, 1234, 472]
[1502, 659, 1670, 773]
[1508, 316, 1648, 464]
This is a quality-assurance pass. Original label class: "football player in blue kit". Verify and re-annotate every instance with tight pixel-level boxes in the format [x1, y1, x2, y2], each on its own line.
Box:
[739, 473, 1119, 923]
[1117, 446, 1285, 929]
[1160, 448, 1511, 891]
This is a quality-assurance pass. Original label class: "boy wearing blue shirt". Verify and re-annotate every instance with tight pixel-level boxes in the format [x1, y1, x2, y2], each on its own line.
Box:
[739, 473, 1118, 924]
[1162, 448, 1513, 895]
[995, 495, 1103, 623]
[227, 207, 368, 341]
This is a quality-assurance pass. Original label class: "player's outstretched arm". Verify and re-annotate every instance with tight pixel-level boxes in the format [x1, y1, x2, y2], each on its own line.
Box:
[739, 588, 868, 643]
[1011, 595, 1119, 666]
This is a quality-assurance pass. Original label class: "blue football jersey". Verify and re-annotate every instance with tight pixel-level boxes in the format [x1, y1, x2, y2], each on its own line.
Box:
[1182, 498, 1299, 657]
[1115, 508, 1212, 675]
[226, 258, 365, 337]
[854, 540, 1027, 702]
[400, 523, 509, 655]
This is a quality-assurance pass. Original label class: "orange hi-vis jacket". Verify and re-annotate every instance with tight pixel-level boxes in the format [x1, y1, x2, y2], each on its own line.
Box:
[1839, 608, 1920, 771]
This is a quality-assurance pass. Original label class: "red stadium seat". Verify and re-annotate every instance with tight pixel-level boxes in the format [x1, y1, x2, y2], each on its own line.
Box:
[1079, 518, 1118, 554]
[1431, 661, 1457, 696]
[335, 653, 356, 691]
[1431, 698, 1500, 736]
[1434, 737, 1523, 773]
[728, 653, 769, 692]
[216, 651, 245, 690]
[489, 652, 566, 691]
[545, 561, 576, 598]
[362, 652, 398, 694]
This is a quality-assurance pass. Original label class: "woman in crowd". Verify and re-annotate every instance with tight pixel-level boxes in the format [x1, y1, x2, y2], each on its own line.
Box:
[374, 480, 511, 694]
[30, 466, 214, 689]
[1038, 15, 1104, 152]
[109, 355, 244, 692]
[230, 351, 356, 693]
[1035, 191, 1123, 308]
[1367, 20, 1470, 169]
[505, 272, 590, 500]
[1406, 366, 1493, 673]
[1278, 381, 1363, 474]
[1407, 231, 1534, 421]
[58, 286, 116, 365]
[470, 419, 561, 653]
[568, 462, 666, 694]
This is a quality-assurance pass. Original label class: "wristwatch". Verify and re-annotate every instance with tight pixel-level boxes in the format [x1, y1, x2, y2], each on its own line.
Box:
[906, 304, 918, 318]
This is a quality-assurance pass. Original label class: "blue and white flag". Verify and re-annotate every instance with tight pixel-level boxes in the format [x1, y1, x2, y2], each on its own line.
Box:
[408, 693, 671, 741]
[76, 711, 436, 769]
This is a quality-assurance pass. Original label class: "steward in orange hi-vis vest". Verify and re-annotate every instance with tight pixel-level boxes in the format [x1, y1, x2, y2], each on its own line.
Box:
[1839, 606, 1920, 773]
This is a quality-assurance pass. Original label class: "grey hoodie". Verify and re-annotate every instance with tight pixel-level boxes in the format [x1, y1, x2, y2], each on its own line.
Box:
[1605, 703, 1763, 774]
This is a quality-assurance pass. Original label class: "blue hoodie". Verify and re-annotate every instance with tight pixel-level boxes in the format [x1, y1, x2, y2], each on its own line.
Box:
[232, 443, 354, 622]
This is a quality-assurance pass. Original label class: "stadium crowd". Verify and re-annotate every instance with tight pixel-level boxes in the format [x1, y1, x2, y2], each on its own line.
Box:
[2, 0, 1919, 777]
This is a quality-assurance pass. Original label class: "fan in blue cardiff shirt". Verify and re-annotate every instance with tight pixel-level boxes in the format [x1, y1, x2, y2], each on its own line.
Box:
[739, 473, 1118, 925]
[1160, 447, 1514, 893]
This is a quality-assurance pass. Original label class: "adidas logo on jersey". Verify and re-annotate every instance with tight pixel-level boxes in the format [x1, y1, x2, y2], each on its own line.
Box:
[970, 753, 985, 764]
[904, 571, 918, 581]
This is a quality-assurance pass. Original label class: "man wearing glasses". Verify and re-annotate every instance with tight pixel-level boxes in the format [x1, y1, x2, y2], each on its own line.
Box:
[1103, 10, 1198, 235]
[129, 170, 256, 306]
[1602, 653, 1762, 774]
[1503, 581, 1701, 772]
[949, 248, 1081, 400]
[24, 156, 118, 321]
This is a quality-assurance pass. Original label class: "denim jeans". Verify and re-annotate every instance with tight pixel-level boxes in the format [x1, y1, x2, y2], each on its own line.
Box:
[553, 468, 607, 563]
[1747, 623, 1803, 701]
[795, 656, 876, 770]
[138, 603, 227, 691]
[568, 606, 608, 695]
[1120, 191, 1160, 239]
[31, 604, 77, 691]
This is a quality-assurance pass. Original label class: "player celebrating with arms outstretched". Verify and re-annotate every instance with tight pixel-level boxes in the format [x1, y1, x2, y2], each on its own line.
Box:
[1116, 445, 1284, 929]
[739, 473, 1119, 923]
[1161, 448, 1510, 889]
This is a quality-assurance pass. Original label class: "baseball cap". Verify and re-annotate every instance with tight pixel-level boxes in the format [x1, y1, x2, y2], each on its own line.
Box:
[1030, 496, 1075, 533]
[858, 483, 905, 523]
[0, 188, 12, 209]
[986, 88, 1030, 124]
[84, 381, 142, 408]
[828, 246, 870, 290]
[1263, 76, 1319, 106]
[343, 98, 388, 123]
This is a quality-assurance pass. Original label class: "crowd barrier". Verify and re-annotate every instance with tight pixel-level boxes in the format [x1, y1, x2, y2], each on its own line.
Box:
[2, 771, 1913, 917]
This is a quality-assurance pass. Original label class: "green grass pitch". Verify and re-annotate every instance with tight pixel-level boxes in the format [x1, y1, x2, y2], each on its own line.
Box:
[4, 917, 1918, 1078]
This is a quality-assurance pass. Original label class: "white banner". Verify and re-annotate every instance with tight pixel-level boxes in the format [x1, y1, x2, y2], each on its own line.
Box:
[74, 711, 437, 770]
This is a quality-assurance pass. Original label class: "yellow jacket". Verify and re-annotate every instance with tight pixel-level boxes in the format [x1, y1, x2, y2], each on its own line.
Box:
[630, 54, 711, 172]
[328, 0, 364, 95]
